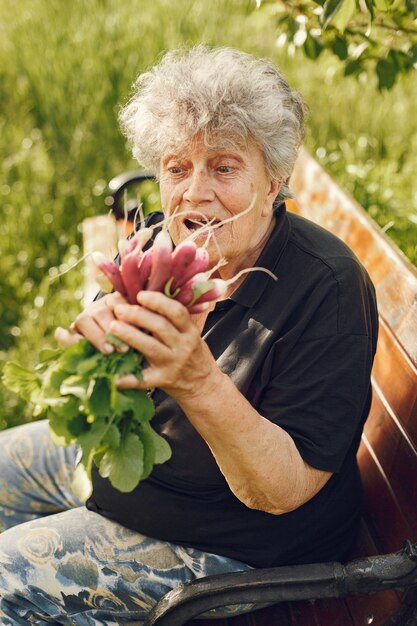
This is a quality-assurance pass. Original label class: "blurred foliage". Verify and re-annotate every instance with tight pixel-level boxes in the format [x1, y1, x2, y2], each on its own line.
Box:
[0, 0, 416, 428]
[255, 0, 417, 89]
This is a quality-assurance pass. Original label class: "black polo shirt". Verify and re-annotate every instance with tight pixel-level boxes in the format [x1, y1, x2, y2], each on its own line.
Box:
[87, 204, 378, 568]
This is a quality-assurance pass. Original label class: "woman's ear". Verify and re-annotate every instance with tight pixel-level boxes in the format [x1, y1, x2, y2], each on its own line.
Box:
[261, 179, 282, 217]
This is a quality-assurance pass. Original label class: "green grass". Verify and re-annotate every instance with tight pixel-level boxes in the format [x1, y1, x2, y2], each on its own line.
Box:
[0, 0, 416, 428]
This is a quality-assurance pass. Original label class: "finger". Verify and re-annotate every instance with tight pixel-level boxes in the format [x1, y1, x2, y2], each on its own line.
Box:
[72, 315, 115, 354]
[115, 374, 148, 390]
[104, 291, 129, 309]
[113, 304, 180, 348]
[116, 371, 161, 390]
[137, 291, 190, 333]
[108, 320, 171, 361]
[54, 326, 83, 348]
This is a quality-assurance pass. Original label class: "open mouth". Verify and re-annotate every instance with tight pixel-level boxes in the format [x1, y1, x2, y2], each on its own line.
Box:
[183, 216, 222, 232]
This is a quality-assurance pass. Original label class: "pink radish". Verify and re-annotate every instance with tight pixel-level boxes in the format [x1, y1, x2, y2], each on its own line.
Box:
[171, 247, 210, 291]
[121, 249, 152, 304]
[192, 278, 228, 305]
[168, 241, 197, 293]
[147, 230, 173, 292]
[176, 273, 215, 306]
[119, 227, 153, 261]
[92, 253, 128, 297]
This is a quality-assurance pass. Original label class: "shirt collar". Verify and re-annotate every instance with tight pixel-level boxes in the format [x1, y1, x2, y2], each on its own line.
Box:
[228, 203, 290, 309]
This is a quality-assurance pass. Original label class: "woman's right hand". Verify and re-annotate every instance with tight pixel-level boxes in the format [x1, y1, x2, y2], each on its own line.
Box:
[54, 291, 129, 354]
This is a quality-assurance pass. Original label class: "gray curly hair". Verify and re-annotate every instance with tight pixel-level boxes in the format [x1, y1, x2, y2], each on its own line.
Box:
[119, 46, 307, 202]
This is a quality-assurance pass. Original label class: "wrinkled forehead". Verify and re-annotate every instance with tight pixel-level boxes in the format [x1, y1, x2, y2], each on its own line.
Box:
[160, 130, 249, 159]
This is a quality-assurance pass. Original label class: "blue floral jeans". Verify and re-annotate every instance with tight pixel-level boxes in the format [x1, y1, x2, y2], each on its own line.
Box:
[0, 420, 254, 626]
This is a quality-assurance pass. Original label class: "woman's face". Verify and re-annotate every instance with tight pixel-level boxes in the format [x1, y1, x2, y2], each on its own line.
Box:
[159, 135, 281, 271]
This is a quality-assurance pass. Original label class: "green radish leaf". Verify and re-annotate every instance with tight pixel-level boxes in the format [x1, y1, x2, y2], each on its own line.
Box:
[45, 365, 71, 392]
[67, 412, 90, 438]
[38, 347, 63, 363]
[98, 432, 144, 492]
[2, 362, 41, 403]
[136, 422, 156, 479]
[150, 428, 172, 464]
[114, 389, 154, 422]
[77, 418, 109, 462]
[191, 279, 215, 304]
[47, 397, 81, 442]
[130, 390, 155, 423]
[113, 350, 143, 377]
[86, 377, 112, 417]
[102, 424, 121, 449]
[59, 340, 96, 372]
[77, 354, 102, 375]
[60, 375, 89, 399]
[105, 332, 128, 348]
[71, 462, 93, 501]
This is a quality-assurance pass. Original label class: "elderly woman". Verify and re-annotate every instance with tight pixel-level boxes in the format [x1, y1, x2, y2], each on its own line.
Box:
[0, 47, 378, 625]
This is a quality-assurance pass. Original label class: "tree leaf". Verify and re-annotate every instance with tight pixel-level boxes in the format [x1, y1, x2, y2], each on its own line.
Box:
[331, 35, 348, 60]
[331, 0, 356, 31]
[344, 58, 362, 76]
[303, 33, 323, 59]
[376, 57, 398, 90]
[322, 0, 344, 29]
[98, 432, 144, 492]
[364, 0, 375, 18]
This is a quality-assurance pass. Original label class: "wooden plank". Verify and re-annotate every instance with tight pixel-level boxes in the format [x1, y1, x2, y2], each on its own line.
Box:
[345, 589, 402, 626]
[363, 387, 417, 531]
[187, 603, 292, 626]
[371, 318, 417, 447]
[357, 439, 414, 554]
[289, 598, 354, 626]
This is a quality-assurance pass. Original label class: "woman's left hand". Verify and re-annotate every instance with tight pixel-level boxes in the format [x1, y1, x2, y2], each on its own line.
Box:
[110, 290, 221, 402]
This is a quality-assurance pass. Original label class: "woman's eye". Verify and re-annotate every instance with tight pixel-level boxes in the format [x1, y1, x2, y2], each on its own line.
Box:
[217, 165, 233, 173]
[168, 166, 184, 174]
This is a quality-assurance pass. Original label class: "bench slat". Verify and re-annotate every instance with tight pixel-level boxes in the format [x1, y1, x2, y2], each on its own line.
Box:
[358, 439, 413, 553]
[363, 387, 417, 531]
[371, 318, 417, 446]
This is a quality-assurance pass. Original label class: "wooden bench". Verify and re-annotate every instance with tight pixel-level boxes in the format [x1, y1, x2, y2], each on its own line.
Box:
[103, 149, 417, 626]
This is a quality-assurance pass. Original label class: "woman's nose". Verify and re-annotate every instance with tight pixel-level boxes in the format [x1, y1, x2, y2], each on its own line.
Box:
[183, 169, 215, 205]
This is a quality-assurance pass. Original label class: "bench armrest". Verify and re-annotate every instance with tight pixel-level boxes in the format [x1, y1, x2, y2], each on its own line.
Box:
[107, 170, 156, 220]
[143, 541, 417, 626]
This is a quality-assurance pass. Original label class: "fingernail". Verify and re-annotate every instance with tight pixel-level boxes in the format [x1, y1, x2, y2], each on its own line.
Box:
[103, 342, 114, 354]
[118, 344, 129, 353]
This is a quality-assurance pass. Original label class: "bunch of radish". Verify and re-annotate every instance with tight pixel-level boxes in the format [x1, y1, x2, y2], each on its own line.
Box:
[93, 226, 228, 312]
